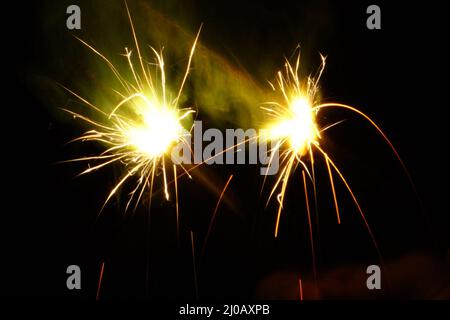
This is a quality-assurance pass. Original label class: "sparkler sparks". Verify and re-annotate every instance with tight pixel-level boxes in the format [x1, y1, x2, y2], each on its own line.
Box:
[262, 48, 408, 257]
[62, 3, 201, 212]
[262, 50, 326, 238]
[56, 0, 415, 299]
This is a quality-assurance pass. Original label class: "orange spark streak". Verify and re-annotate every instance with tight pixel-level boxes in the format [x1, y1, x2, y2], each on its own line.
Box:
[316, 103, 415, 190]
[174, 165, 180, 244]
[302, 170, 317, 283]
[313, 143, 382, 258]
[298, 277, 304, 300]
[96, 262, 105, 301]
[274, 154, 296, 237]
[325, 155, 341, 224]
[202, 174, 234, 256]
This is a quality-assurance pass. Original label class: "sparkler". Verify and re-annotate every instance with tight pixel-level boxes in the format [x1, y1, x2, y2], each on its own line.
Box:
[62, 3, 201, 213]
[262, 48, 410, 261]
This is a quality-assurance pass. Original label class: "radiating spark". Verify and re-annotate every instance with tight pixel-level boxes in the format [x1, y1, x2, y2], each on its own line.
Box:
[62, 3, 201, 213]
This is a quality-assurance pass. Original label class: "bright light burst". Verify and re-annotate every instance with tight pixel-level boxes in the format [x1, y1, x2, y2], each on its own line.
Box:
[62, 3, 201, 213]
[262, 48, 409, 255]
[266, 94, 319, 156]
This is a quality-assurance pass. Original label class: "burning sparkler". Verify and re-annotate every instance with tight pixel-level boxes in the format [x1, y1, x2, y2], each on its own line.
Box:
[262, 48, 410, 260]
[62, 3, 201, 213]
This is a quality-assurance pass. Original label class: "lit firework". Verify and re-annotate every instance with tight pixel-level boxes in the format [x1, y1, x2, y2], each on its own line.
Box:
[62, 3, 201, 214]
[262, 48, 410, 260]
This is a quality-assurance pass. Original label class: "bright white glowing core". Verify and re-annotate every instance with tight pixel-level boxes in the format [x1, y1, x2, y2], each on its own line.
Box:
[268, 96, 318, 154]
[128, 106, 182, 157]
